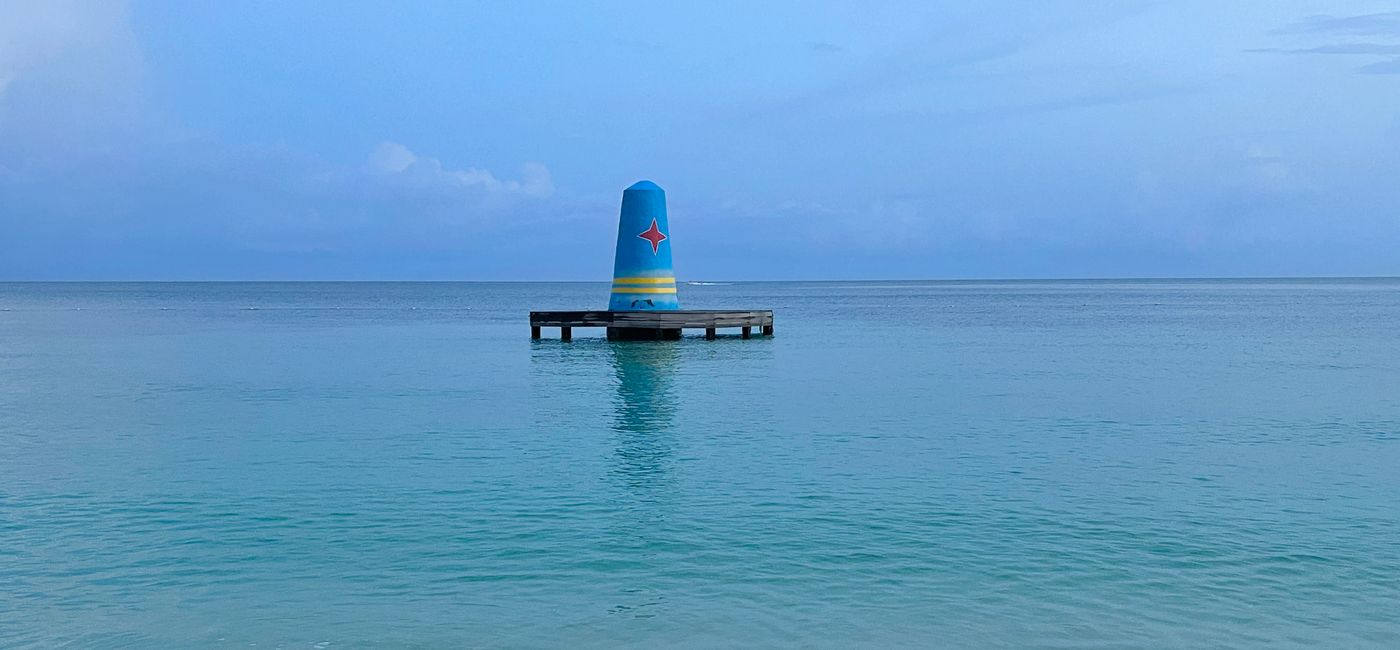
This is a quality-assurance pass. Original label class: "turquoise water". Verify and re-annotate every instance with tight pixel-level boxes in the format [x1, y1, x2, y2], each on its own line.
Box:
[2, 280, 1399, 648]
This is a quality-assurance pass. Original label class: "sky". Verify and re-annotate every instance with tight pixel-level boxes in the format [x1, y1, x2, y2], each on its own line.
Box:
[2, 1, 1399, 280]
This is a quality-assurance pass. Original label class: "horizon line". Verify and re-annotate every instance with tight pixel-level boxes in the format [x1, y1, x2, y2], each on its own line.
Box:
[3, 275, 1399, 284]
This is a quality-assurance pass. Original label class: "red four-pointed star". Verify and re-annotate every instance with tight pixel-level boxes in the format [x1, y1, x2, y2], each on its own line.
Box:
[637, 218, 667, 254]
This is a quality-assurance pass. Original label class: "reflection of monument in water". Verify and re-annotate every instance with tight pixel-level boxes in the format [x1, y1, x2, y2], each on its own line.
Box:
[607, 342, 679, 488]
[601, 341, 679, 618]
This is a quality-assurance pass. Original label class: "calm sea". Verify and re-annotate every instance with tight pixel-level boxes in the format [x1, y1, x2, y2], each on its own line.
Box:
[2, 280, 1398, 648]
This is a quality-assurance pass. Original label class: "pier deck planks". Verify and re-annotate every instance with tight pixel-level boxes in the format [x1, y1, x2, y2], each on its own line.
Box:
[530, 310, 773, 340]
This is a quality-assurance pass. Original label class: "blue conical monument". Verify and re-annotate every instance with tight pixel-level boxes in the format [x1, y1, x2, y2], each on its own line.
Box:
[609, 180, 680, 311]
[529, 179, 771, 341]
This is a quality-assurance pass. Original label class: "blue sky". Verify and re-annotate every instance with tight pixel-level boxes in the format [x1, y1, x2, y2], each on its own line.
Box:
[2, 1, 1398, 280]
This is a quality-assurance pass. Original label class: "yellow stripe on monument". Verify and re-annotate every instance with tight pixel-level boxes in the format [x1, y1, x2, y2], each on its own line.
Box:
[611, 277, 676, 284]
[610, 287, 678, 294]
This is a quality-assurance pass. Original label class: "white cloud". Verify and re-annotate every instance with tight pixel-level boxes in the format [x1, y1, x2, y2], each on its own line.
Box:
[0, 0, 145, 157]
[367, 141, 553, 198]
[0, 0, 136, 92]
[367, 141, 417, 174]
[2, 1, 76, 92]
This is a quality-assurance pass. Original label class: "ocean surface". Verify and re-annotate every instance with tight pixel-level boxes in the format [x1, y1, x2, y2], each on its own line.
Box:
[2, 280, 1398, 648]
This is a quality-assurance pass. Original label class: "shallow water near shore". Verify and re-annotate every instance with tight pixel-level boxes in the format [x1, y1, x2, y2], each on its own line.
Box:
[2, 280, 1399, 648]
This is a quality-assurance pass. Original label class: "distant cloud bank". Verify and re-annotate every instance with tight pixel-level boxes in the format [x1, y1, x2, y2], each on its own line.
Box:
[2, 1, 1398, 279]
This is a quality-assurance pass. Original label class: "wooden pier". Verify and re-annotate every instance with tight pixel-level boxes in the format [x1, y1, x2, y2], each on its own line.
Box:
[530, 310, 774, 341]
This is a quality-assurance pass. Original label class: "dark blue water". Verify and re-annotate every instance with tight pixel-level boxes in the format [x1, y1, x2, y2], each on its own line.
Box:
[3, 280, 1398, 647]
